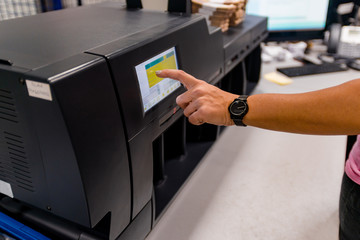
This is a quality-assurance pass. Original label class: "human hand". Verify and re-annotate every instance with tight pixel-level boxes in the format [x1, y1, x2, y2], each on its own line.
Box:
[156, 69, 239, 126]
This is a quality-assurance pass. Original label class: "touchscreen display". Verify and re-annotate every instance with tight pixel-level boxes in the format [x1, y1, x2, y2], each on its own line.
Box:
[135, 47, 181, 112]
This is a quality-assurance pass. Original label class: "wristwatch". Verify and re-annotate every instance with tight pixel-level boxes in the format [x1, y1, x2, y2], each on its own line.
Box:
[228, 95, 249, 126]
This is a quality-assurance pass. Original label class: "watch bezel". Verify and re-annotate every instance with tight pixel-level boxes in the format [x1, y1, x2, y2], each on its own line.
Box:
[229, 100, 247, 116]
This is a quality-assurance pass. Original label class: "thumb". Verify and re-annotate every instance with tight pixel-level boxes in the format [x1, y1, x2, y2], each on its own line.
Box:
[156, 69, 200, 90]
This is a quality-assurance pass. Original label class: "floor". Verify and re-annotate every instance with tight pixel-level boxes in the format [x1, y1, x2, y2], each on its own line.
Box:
[146, 127, 346, 240]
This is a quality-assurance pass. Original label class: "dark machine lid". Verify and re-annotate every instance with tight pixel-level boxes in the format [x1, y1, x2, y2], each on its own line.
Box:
[0, 2, 201, 70]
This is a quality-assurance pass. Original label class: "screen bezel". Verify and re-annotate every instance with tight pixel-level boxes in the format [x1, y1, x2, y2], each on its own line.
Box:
[134, 46, 181, 115]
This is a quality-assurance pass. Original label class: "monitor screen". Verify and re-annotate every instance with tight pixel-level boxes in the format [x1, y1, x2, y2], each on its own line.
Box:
[135, 47, 181, 113]
[246, 0, 331, 41]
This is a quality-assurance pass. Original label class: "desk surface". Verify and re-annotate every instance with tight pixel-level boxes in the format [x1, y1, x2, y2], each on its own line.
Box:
[146, 57, 358, 240]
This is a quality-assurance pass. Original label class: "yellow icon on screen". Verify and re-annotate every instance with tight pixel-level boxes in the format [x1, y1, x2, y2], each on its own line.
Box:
[146, 54, 177, 88]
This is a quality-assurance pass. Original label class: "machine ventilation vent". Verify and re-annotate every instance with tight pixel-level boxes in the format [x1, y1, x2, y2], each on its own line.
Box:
[0, 88, 18, 123]
[0, 131, 34, 192]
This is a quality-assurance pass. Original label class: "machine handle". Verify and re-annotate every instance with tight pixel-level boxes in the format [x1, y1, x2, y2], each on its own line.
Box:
[126, 0, 191, 14]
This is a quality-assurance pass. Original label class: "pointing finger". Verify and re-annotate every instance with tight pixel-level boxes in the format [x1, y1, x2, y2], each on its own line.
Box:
[156, 69, 200, 90]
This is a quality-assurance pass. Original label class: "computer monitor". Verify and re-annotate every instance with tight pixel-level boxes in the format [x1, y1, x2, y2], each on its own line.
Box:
[135, 47, 181, 113]
[246, 0, 334, 41]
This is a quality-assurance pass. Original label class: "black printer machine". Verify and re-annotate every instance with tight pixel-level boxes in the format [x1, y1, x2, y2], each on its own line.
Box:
[0, 0, 268, 238]
[0, 1, 225, 239]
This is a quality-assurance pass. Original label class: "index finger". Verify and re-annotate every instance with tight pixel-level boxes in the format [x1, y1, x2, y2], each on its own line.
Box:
[156, 69, 200, 90]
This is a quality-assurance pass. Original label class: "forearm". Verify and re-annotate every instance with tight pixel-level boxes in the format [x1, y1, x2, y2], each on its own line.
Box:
[156, 70, 360, 134]
[244, 79, 360, 135]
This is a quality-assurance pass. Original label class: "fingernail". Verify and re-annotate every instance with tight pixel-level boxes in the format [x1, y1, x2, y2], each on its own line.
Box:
[155, 70, 162, 75]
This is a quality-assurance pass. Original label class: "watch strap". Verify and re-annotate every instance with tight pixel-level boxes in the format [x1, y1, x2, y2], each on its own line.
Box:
[233, 118, 247, 127]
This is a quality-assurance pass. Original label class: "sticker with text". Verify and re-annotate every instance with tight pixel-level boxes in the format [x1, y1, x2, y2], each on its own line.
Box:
[26, 80, 53, 101]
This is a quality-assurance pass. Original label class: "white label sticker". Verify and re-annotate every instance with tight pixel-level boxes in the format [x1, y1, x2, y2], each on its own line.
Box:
[26, 80, 53, 101]
[0, 180, 13, 198]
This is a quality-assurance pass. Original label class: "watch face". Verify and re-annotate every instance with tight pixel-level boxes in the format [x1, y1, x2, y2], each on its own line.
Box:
[230, 101, 247, 116]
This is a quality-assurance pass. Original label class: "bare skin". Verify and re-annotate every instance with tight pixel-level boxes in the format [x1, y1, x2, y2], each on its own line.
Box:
[156, 69, 360, 135]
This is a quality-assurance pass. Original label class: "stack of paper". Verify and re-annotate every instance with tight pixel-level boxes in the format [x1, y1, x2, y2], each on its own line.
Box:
[228, 0, 247, 27]
[192, 0, 247, 32]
